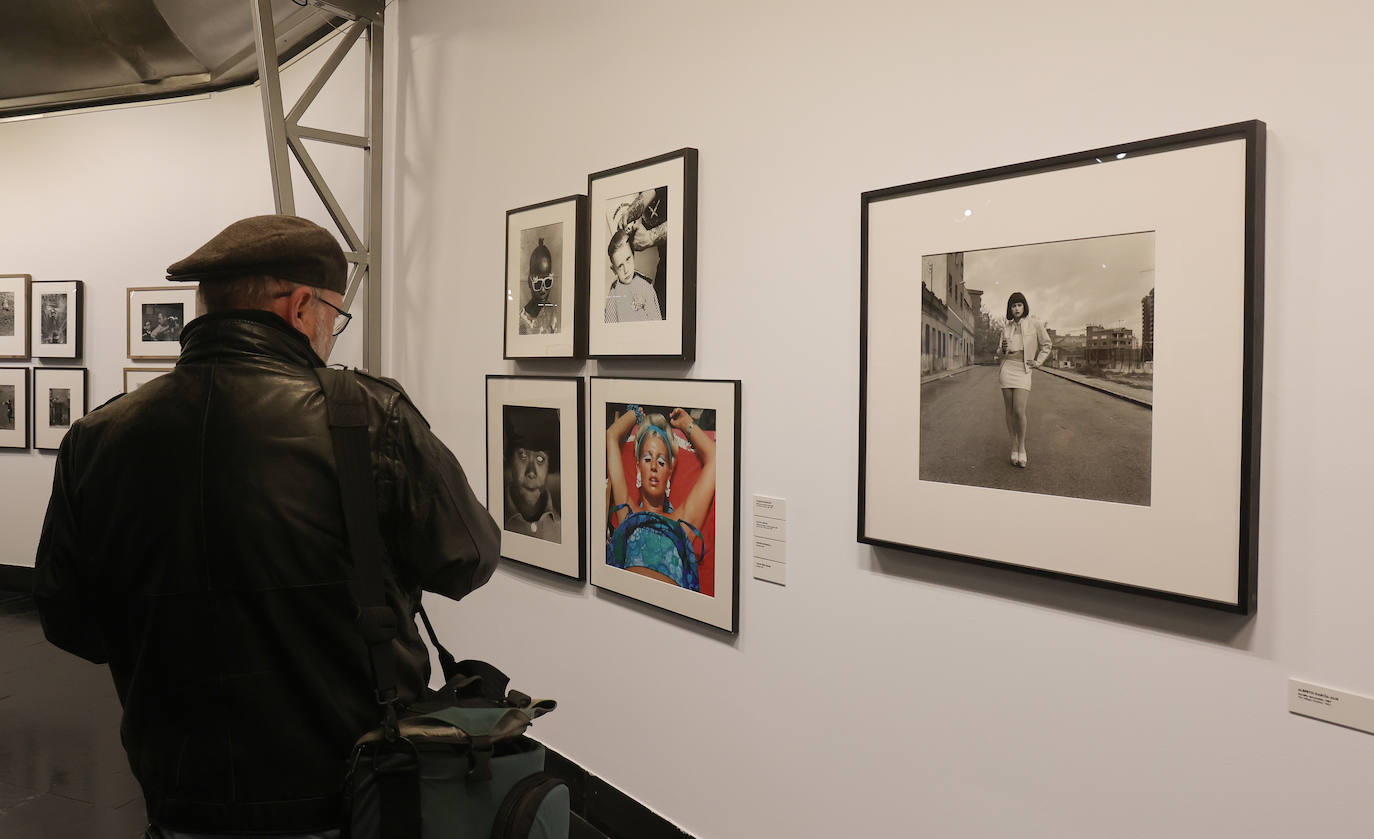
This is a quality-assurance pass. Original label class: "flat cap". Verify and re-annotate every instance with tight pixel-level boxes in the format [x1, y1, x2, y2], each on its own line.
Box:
[166, 215, 347, 293]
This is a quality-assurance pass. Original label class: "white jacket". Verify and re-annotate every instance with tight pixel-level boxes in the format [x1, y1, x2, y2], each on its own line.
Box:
[1001, 316, 1052, 369]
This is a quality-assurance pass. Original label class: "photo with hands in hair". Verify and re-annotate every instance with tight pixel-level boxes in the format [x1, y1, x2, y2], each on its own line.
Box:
[604, 401, 717, 595]
[603, 186, 668, 323]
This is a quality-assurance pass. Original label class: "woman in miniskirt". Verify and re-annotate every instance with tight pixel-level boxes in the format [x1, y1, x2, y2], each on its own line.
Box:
[998, 291, 1052, 468]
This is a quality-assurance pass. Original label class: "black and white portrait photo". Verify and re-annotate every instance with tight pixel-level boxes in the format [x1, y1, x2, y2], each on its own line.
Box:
[0, 384, 14, 431]
[603, 185, 668, 323]
[49, 387, 71, 427]
[502, 405, 562, 544]
[40, 293, 67, 345]
[141, 302, 185, 342]
[517, 222, 563, 336]
[918, 231, 1156, 506]
[0, 291, 14, 337]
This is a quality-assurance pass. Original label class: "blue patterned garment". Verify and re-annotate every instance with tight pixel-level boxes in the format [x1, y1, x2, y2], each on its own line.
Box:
[607, 505, 704, 592]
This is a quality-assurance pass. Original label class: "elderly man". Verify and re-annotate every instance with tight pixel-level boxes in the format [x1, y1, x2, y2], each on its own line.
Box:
[33, 215, 500, 839]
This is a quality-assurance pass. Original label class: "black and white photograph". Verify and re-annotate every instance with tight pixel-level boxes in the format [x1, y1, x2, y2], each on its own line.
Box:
[587, 149, 697, 359]
[486, 376, 585, 579]
[40, 294, 67, 345]
[29, 280, 82, 359]
[0, 367, 28, 449]
[0, 275, 30, 359]
[141, 303, 185, 342]
[918, 233, 1155, 506]
[0, 292, 14, 337]
[590, 376, 740, 632]
[603, 185, 668, 323]
[504, 195, 586, 359]
[502, 405, 562, 544]
[48, 388, 71, 427]
[0, 384, 14, 430]
[861, 121, 1264, 612]
[33, 367, 87, 451]
[128, 286, 197, 360]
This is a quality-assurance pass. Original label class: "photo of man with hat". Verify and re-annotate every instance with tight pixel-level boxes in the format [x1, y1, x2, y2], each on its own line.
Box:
[32, 214, 500, 839]
[502, 404, 562, 543]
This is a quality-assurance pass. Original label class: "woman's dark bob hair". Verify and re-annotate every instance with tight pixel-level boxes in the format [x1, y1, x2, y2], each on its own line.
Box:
[1005, 291, 1030, 321]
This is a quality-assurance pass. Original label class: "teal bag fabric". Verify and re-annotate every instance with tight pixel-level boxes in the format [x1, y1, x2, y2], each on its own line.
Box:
[344, 694, 567, 839]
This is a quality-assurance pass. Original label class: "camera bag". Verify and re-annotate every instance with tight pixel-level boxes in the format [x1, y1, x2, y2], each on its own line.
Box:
[316, 367, 569, 839]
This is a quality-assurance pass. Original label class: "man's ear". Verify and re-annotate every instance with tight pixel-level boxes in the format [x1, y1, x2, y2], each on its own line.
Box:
[285, 285, 315, 331]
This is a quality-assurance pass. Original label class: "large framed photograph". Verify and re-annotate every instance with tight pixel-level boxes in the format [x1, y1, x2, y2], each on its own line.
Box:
[33, 367, 88, 452]
[0, 274, 31, 359]
[504, 195, 587, 359]
[124, 367, 173, 393]
[31, 280, 82, 360]
[128, 286, 196, 359]
[860, 121, 1265, 613]
[0, 367, 29, 450]
[590, 377, 740, 632]
[587, 148, 697, 360]
[486, 375, 585, 580]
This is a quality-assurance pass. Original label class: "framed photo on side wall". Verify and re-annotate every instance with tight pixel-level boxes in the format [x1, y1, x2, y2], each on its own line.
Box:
[859, 120, 1265, 613]
[486, 375, 586, 580]
[504, 195, 587, 359]
[128, 286, 196, 360]
[31, 280, 82, 360]
[124, 367, 173, 393]
[0, 274, 31, 359]
[590, 376, 740, 632]
[587, 148, 698, 360]
[0, 367, 29, 450]
[33, 367, 87, 452]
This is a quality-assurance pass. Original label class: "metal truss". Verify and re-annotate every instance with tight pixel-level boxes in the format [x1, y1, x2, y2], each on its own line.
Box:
[250, 0, 385, 372]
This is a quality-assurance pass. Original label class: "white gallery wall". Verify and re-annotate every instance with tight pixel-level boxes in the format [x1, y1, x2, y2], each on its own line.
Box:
[1, 1, 1371, 837]
[386, 1, 1373, 837]
[0, 28, 370, 566]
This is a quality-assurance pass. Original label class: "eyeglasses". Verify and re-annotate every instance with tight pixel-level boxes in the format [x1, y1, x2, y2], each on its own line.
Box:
[530, 274, 554, 292]
[315, 294, 353, 337]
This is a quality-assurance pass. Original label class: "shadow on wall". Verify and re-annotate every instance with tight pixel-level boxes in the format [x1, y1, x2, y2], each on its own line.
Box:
[865, 546, 1256, 650]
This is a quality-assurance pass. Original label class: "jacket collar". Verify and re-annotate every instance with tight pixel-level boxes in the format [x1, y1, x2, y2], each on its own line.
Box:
[177, 309, 325, 369]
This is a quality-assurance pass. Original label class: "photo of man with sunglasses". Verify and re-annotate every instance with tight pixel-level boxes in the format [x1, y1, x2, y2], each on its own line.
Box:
[519, 232, 561, 335]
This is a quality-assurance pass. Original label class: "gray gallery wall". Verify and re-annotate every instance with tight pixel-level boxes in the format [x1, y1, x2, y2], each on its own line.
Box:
[4, 1, 1374, 836]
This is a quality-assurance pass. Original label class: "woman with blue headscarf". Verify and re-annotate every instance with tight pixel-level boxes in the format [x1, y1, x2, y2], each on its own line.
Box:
[605, 404, 717, 591]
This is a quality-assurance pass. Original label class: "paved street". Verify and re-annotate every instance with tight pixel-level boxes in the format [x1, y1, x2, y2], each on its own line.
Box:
[919, 365, 1152, 506]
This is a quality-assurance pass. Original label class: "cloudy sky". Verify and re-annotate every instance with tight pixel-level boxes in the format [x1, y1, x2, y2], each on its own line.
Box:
[958, 231, 1155, 337]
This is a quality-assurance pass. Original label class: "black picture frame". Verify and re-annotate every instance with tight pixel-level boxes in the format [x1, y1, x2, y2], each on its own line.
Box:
[486, 375, 587, 580]
[31, 280, 83, 361]
[859, 121, 1265, 614]
[590, 376, 741, 633]
[0, 274, 31, 360]
[0, 366, 29, 450]
[586, 148, 698, 361]
[32, 366, 88, 452]
[503, 195, 588, 359]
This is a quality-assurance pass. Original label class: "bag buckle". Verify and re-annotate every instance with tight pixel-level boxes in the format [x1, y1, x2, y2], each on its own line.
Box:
[467, 735, 494, 783]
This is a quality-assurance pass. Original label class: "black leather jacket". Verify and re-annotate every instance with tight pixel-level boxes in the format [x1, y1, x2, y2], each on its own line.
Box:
[33, 310, 500, 833]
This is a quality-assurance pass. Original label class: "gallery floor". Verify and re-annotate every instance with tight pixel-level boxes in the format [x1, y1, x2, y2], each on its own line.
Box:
[0, 593, 148, 837]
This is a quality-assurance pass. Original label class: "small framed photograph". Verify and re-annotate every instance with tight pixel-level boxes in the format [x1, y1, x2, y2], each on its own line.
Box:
[486, 375, 585, 579]
[128, 286, 196, 359]
[587, 148, 698, 360]
[124, 367, 173, 393]
[0, 367, 29, 450]
[31, 280, 82, 360]
[33, 367, 87, 452]
[590, 376, 740, 632]
[0, 274, 31, 359]
[504, 195, 587, 359]
[860, 121, 1265, 613]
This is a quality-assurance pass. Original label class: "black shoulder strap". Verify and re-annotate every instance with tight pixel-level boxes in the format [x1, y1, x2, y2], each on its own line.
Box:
[315, 367, 463, 706]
